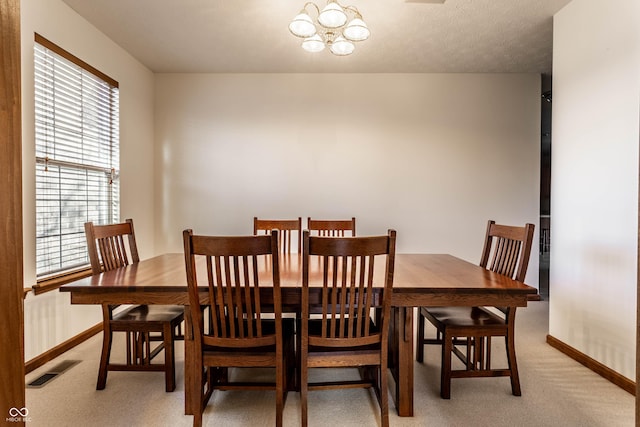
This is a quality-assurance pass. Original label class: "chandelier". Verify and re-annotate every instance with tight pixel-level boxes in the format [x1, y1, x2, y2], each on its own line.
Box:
[288, 1, 370, 56]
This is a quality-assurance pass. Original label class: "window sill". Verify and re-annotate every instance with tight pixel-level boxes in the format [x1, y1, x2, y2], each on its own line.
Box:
[32, 267, 93, 295]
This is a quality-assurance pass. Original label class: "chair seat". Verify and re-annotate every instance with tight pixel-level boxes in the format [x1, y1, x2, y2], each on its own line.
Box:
[203, 318, 295, 353]
[308, 316, 379, 336]
[113, 304, 184, 324]
[421, 306, 505, 328]
[307, 317, 381, 351]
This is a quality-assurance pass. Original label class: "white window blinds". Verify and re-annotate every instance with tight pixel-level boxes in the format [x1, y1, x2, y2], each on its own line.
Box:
[34, 34, 120, 277]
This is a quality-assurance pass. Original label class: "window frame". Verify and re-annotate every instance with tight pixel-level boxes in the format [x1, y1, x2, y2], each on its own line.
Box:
[33, 33, 120, 293]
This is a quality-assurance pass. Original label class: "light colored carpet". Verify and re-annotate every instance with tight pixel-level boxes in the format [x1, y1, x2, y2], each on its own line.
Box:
[25, 301, 634, 426]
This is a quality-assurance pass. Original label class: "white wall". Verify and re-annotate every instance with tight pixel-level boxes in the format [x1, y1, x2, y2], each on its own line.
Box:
[551, 0, 640, 380]
[21, 0, 155, 360]
[155, 73, 541, 282]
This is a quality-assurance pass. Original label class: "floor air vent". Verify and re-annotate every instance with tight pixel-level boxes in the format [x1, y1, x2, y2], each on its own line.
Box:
[27, 360, 81, 388]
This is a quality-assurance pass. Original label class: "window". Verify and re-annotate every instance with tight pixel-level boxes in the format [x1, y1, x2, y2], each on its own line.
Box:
[34, 34, 120, 278]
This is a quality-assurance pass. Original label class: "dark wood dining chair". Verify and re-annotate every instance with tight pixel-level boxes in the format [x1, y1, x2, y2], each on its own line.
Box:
[416, 220, 535, 399]
[253, 217, 302, 253]
[307, 217, 356, 236]
[300, 229, 396, 427]
[84, 219, 184, 392]
[182, 229, 295, 427]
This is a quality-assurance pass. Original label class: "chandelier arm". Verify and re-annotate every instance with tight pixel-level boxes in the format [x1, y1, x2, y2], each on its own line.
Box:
[342, 5, 362, 19]
[303, 2, 320, 16]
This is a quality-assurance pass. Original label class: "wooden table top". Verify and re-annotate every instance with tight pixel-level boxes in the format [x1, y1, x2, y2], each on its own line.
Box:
[60, 253, 536, 307]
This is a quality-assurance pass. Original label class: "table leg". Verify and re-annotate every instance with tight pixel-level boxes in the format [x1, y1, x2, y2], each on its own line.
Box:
[184, 307, 195, 415]
[390, 306, 414, 417]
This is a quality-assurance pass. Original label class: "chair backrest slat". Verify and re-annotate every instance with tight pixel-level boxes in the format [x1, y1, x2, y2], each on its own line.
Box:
[307, 217, 356, 237]
[84, 219, 139, 275]
[303, 229, 396, 347]
[184, 230, 281, 348]
[480, 220, 535, 283]
[253, 217, 302, 254]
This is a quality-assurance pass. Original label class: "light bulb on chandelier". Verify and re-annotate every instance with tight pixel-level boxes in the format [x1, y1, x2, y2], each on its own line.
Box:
[289, 1, 370, 56]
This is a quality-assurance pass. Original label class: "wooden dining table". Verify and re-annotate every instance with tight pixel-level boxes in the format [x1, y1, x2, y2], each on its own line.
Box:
[60, 252, 537, 417]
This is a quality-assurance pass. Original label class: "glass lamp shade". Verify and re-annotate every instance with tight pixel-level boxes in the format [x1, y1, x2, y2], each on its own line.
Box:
[330, 36, 355, 56]
[302, 34, 326, 53]
[289, 13, 316, 38]
[343, 18, 370, 41]
[318, 2, 347, 28]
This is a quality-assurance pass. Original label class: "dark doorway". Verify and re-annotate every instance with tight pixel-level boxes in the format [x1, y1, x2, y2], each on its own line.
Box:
[539, 75, 552, 300]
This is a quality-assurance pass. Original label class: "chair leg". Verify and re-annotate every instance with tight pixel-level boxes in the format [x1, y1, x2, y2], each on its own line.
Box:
[416, 311, 425, 363]
[164, 323, 176, 392]
[132, 331, 146, 364]
[506, 334, 521, 396]
[275, 355, 284, 427]
[301, 350, 308, 427]
[379, 365, 389, 427]
[295, 314, 302, 391]
[144, 332, 151, 364]
[286, 334, 296, 392]
[192, 362, 204, 427]
[97, 325, 112, 390]
[175, 320, 183, 339]
[125, 331, 133, 364]
[485, 336, 491, 369]
[441, 330, 452, 399]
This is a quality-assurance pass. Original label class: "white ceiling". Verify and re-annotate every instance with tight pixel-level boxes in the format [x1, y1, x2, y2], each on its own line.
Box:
[60, 0, 572, 74]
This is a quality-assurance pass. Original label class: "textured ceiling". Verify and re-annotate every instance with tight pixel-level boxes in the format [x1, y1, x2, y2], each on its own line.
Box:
[60, 0, 572, 74]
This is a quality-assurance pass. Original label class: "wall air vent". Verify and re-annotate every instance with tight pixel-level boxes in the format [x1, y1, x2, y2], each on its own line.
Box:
[26, 360, 81, 388]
